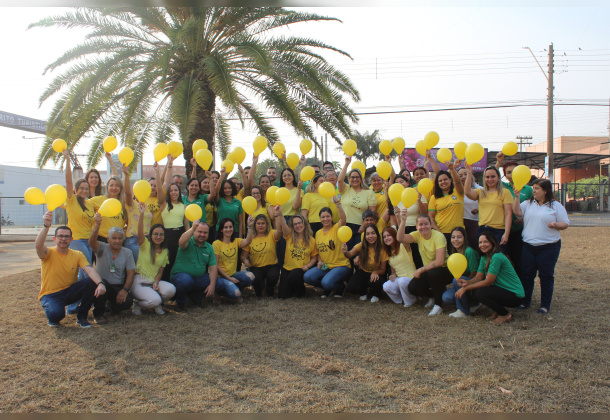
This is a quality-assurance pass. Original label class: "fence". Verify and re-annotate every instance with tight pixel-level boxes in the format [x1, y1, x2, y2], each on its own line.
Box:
[555, 182, 610, 227]
[0, 197, 67, 235]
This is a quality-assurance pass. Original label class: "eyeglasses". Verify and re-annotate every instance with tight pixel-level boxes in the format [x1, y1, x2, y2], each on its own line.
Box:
[55, 235, 71, 240]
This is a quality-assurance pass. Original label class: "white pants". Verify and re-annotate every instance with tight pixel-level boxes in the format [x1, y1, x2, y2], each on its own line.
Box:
[383, 276, 416, 306]
[130, 274, 176, 309]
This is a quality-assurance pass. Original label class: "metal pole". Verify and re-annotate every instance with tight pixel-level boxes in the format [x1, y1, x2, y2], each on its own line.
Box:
[547, 44, 554, 183]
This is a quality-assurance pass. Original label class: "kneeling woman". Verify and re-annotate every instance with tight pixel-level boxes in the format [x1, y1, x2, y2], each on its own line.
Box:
[212, 217, 255, 302]
[455, 232, 524, 324]
[382, 226, 417, 307]
[275, 208, 318, 299]
[397, 212, 452, 316]
[342, 225, 388, 303]
[130, 202, 176, 315]
[241, 214, 282, 297]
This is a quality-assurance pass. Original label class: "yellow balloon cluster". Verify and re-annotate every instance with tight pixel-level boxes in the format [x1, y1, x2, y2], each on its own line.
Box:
[169, 141, 183, 159]
[24, 187, 46, 205]
[266, 186, 279, 205]
[98, 198, 122, 218]
[192, 139, 208, 155]
[185, 203, 203, 222]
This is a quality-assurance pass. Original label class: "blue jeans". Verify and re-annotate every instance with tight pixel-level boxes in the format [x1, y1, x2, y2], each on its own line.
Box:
[477, 225, 507, 252]
[40, 279, 97, 323]
[521, 240, 561, 309]
[217, 271, 254, 299]
[304, 266, 352, 293]
[170, 272, 212, 305]
[442, 277, 473, 315]
[69, 239, 92, 281]
[123, 236, 140, 263]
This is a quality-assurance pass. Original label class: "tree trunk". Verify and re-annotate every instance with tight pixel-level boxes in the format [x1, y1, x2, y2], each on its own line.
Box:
[184, 89, 216, 180]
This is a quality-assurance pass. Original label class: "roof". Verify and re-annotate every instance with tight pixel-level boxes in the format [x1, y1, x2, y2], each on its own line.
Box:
[487, 151, 610, 172]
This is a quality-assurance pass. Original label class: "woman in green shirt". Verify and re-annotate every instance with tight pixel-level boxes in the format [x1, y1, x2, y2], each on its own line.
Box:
[455, 231, 525, 324]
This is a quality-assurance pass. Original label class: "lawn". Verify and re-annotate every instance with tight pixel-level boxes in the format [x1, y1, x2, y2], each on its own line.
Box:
[1, 227, 608, 412]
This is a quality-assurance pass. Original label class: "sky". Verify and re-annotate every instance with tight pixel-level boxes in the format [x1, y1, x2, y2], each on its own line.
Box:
[0, 5, 609, 173]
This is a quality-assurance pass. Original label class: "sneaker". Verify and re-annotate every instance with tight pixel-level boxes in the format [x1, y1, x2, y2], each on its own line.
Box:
[403, 303, 414, 308]
[428, 305, 443, 316]
[359, 295, 368, 301]
[47, 320, 60, 327]
[334, 293, 343, 299]
[469, 303, 482, 314]
[77, 318, 92, 328]
[94, 315, 107, 325]
[370, 296, 380, 303]
[132, 301, 142, 316]
[320, 294, 327, 299]
[449, 309, 468, 318]
[154, 306, 165, 315]
[424, 298, 435, 308]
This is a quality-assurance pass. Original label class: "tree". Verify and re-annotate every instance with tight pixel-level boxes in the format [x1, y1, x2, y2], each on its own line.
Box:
[335, 129, 379, 166]
[31, 8, 360, 176]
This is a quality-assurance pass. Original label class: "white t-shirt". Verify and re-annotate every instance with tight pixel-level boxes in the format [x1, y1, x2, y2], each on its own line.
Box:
[463, 182, 481, 221]
[520, 199, 570, 245]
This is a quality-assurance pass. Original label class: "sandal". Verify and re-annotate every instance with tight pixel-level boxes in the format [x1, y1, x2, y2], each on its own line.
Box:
[516, 304, 529, 310]
[491, 313, 513, 325]
[537, 307, 549, 314]
[488, 312, 499, 321]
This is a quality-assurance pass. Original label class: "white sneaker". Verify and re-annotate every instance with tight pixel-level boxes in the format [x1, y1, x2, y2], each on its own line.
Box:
[424, 298, 435, 308]
[320, 294, 327, 299]
[154, 305, 165, 315]
[428, 305, 443, 316]
[359, 295, 368, 301]
[132, 301, 142, 316]
[469, 303, 482, 314]
[403, 303, 414, 308]
[449, 309, 468, 318]
[370, 296, 380, 303]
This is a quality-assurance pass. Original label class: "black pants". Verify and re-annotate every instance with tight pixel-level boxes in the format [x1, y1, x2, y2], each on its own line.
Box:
[473, 286, 523, 316]
[405, 225, 424, 269]
[163, 227, 185, 280]
[309, 222, 323, 237]
[408, 266, 453, 306]
[278, 268, 306, 299]
[250, 264, 280, 297]
[346, 268, 385, 298]
[93, 279, 134, 317]
[506, 230, 524, 280]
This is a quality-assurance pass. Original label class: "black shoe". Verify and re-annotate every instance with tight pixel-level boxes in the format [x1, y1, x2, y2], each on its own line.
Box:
[77, 318, 92, 328]
[94, 315, 107, 325]
[174, 303, 187, 312]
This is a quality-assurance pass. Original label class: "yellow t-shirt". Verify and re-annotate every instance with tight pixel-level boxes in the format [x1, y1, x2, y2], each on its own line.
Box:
[315, 224, 350, 268]
[39, 247, 89, 300]
[280, 187, 304, 217]
[125, 202, 153, 238]
[352, 242, 389, 273]
[145, 196, 163, 226]
[410, 230, 448, 266]
[476, 188, 513, 229]
[235, 188, 244, 202]
[248, 203, 271, 226]
[302, 192, 332, 223]
[283, 235, 318, 271]
[373, 189, 388, 220]
[213, 238, 242, 277]
[245, 230, 279, 267]
[89, 195, 126, 238]
[340, 186, 376, 225]
[66, 195, 95, 240]
[388, 244, 416, 278]
[136, 240, 168, 281]
[429, 191, 465, 233]
[206, 201, 215, 227]
[161, 202, 186, 229]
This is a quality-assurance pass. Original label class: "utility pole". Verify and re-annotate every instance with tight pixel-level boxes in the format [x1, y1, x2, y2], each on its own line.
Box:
[324, 133, 328, 164]
[515, 135, 533, 153]
[547, 44, 555, 183]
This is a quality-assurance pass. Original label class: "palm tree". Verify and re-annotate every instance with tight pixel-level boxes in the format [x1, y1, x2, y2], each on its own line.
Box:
[30, 7, 360, 175]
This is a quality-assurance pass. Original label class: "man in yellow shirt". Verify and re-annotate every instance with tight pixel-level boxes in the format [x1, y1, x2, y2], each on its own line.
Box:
[36, 211, 106, 328]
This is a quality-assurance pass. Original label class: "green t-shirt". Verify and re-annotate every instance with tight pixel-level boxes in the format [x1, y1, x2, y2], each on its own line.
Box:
[465, 246, 480, 276]
[477, 252, 525, 298]
[170, 237, 217, 278]
[503, 182, 533, 232]
[216, 196, 243, 230]
[183, 194, 209, 226]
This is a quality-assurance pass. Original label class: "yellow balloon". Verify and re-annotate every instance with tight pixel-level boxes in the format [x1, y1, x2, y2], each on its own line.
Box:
[447, 253, 468, 279]
[227, 151, 235, 163]
[286, 153, 299, 170]
[300, 166, 315, 182]
[401, 187, 418, 208]
[417, 178, 433, 194]
[44, 184, 67, 211]
[24, 187, 46, 205]
[132, 180, 152, 203]
[192, 139, 207, 155]
[232, 147, 246, 165]
[512, 165, 532, 191]
[169, 141, 183, 159]
[454, 142, 467, 160]
[185, 203, 203, 222]
[273, 142, 286, 159]
[416, 140, 427, 156]
[502, 141, 519, 156]
[98, 198, 122, 218]
[465, 143, 484, 165]
[388, 183, 405, 206]
[337, 226, 353, 243]
[253, 136, 268, 156]
[351, 161, 365, 175]
[379, 140, 393, 156]
[342, 139, 357, 156]
[195, 149, 213, 170]
[376, 161, 392, 180]
[300, 139, 312, 155]
[103, 136, 118, 153]
[242, 196, 257, 215]
[118, 147, 134, 166]
[319, 182, 335, 198]
[153, 143, 169, 162]
[222, 159, 234, 173]
[52, 139, 67, 153]
[275, 187, 291, 205]
[266, 186, 279, 205]
[437, 147, 453, 163]
[393, 137, 405, 154]
[424, 131, 440, 150]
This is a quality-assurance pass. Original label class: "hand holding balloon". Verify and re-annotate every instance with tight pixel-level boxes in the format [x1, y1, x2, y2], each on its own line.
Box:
[42, 211, 53, 227]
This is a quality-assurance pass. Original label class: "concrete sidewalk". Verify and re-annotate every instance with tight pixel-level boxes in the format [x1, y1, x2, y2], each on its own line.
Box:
[0, 240, 53, 277]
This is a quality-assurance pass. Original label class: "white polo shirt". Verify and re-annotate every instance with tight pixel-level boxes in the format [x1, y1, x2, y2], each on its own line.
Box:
[520, 199, 570, 246]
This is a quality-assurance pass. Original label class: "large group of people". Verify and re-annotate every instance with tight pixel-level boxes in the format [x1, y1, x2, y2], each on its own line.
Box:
[36, 146, 570, 328]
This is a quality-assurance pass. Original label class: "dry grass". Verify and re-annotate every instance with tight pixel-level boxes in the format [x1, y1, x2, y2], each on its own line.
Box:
[1, 227, 609, 413]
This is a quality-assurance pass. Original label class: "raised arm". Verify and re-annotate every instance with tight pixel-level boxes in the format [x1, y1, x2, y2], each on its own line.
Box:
[495, 152, 505, 169]
[62, 151, 74, 199]
[154, 162, 167, 210]
[396, 209, 416, 244]
[36, 211, 53, 259]
[89, 213, 102, 253]
[292, 182, 303, 210]
[248, 154, 258, 189]
[137, 202, 147, 246]
[122, 164, 133, 207]
[240, 216, 255, 248]
[341, 242, 359, 259]
[385, 154, 397, 184]
[208, 167, 227, 204]
[163, 155, 174, 193]
[333, 195, 347, 227]
[106, 152, 119, 177]
[178, 219, 199, 249]
[464, 164, 478, 201]
[190, 158, 198, 179]
[238, 164, 251, 197]
[338, 156, 351, 194]
[512, 190, 523, 217]
[446, 159, 464, 195]
[425, 150, 442, 175]
[274, 205, 290, 237]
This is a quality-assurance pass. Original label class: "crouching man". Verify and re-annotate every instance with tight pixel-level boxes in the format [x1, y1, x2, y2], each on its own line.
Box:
[89, 213, 136, 324]
[36, 211, 106, 328]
